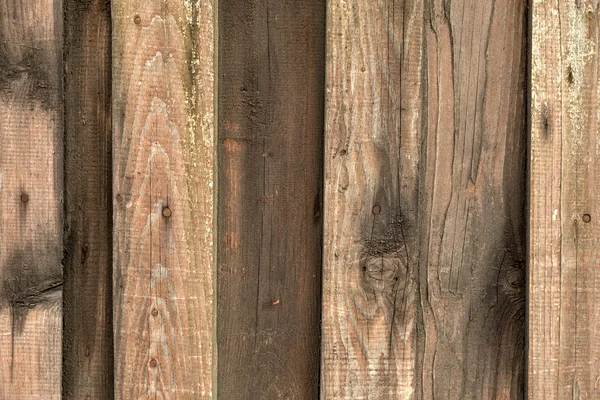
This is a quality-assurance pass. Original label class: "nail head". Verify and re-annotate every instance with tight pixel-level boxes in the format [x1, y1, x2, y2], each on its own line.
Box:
[149, 359, 157, 367]
[162, 207, 172, 218]
[583, 213, 592, 223]
[134, 15, 141, 24]
[372, 205, 381, 215]
[20, 193, 29, 203]
[151, 309, 158, 317]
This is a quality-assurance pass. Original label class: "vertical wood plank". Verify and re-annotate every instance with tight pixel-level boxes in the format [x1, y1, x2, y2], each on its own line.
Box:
[322, 0, 423, 397]
[63, 0, 113, 398]
[217, 0, 325, 398]
[421, 0, 527, 397]
[0, 0, 63, 398]
[322, 0, 528, 398]
[112, 0, 216, 398]
[529, 0, 600, 398]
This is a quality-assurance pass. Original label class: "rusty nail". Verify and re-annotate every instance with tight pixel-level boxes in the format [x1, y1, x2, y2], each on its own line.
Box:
[134, 15, 141, 24]
[162, 207, 172, 218]
[583, 213, 592, 223]
[116, 194, 123, 202]
[372, 205, 381, 215]
[149, 359, 157, 368]
[20, 193, 29, 203]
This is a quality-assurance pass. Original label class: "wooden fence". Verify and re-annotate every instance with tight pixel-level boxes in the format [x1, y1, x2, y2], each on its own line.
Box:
[0, 0, 597, 398]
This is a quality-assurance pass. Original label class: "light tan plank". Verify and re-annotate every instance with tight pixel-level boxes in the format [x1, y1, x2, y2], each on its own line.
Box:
[0, 0, 63, 398]
[529, 0, 600, 398]
[322, 0, 527, 398]
[112, 0, 216, 398]
[322, 1, 423, 398]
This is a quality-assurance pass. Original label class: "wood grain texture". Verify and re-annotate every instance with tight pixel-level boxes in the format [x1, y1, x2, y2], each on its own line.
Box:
[322, 0, 527, 398]
[421, 0, 527, 397]
[63, 0, 113, 398]
[0, 0, 63, 398]
[217, 0, 325, 398]
[322, 1, 423, 397]
[529, 0, 600, 398]
[112, 0, 216, 398]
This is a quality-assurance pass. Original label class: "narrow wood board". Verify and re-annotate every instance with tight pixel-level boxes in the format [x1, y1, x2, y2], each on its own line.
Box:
[63, 0, 113, 398]
[112, 0, 216, 398]
[529, 0, 600, 398]
[0, 0, 63, 398]
[322, 0, 527, 398]
[217, 0, 325, 398]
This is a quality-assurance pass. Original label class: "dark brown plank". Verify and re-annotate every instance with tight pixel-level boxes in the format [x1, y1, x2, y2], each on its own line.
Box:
[0, 0, 63, 397]
[62, 0, 113, 398]
[217, 0, 325, 398]
[321, 0, 527, 398]
[529, 0, 600, 398]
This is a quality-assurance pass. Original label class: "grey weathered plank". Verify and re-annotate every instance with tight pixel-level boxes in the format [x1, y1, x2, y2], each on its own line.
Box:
[112, 0, 216, 397]
[0, 0, 63, 397]
[217, 0, 325, 398]
[529, 0, 600, 398]
[322, 0, 527, 398]
[63, 0, 113, 398]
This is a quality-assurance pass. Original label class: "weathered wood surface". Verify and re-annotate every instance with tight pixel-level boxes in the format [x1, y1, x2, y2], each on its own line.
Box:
[322, 0, 527, 398]
[63, 0, 113, 398]
[529, 0, 600, 398]
[0, 0, 63, 398]
[112, 0, 216, 398]
[217, 0, 325, 398]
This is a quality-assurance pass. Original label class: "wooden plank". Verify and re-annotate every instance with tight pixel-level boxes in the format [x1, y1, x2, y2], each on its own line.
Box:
[112, 0, 216, 398]
[0, 0, 63, 398]
[62, 0, 113, 398]
[217, 0, 325, 398]
[322, 0, 527, 398]
[322, 2, 422, 396]
[529, 0, 600, 398]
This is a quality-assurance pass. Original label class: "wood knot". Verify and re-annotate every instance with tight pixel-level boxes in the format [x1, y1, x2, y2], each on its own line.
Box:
[504, 265, 525, 292]
[360, 257, 404, 296]
[566, 65, 574, 85]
